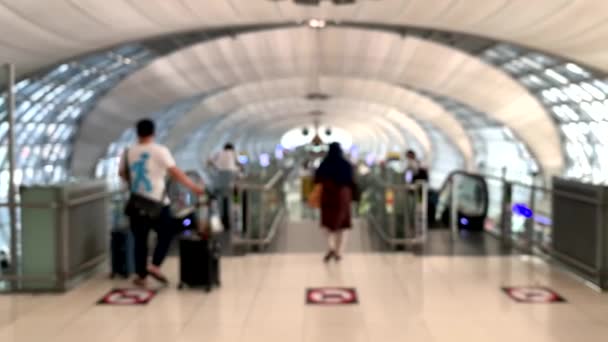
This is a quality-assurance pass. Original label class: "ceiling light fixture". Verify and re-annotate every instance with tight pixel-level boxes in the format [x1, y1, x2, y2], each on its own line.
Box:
[306, 92, 330, 100]
[308, 18, 327, 29]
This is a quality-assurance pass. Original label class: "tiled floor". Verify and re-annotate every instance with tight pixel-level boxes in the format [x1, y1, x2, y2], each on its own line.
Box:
[1, 246, 608, 342]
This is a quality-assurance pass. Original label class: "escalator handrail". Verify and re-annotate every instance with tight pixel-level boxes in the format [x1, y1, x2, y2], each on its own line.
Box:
[479, 172, 551, 192]
[236, 169, 285, 190]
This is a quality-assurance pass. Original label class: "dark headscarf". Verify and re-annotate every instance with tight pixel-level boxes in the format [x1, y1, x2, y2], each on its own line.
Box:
[315, 143, 353, 185]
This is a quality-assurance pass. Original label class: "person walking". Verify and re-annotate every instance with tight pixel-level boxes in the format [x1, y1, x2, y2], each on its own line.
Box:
[120, 119, 204, 287]
[314, 142, 357, 262]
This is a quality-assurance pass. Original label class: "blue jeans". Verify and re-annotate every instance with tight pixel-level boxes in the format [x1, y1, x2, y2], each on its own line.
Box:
[215, 170, 235, 229]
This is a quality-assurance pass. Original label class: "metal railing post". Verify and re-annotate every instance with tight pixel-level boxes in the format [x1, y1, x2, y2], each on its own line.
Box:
[450, 175, 459, 236]
[390, 186, 397, 243]
[525, 185, 537, 253]
[5, 64, 18, 286]
[259, 190, 265, 240]
[500, 181, 513, 245]
[246, 189, 253, 240]
[420, 182, 428, 242]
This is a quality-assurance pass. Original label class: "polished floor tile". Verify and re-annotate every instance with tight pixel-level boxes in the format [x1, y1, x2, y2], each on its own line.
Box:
[1, 249, 608, 342]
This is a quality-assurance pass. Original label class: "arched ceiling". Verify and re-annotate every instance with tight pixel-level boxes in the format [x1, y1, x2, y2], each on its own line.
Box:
[198, 115, 404, 160]
[72, 26, 560, 176]
[174, 102, 431, 159]
[2, 0, 608, 76]
[160, 77, 452, 155]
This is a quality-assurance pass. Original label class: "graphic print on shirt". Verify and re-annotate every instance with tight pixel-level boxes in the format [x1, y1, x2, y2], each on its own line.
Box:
[130, 152, 152, 193]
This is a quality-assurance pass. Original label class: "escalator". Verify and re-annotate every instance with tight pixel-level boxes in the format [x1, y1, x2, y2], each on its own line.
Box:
[435, 171, 489, 231]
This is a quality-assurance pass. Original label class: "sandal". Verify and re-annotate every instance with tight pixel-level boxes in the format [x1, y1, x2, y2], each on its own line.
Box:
[147, 269, 169, 285]
[133, 277, 147, 288]
[323, 251, 335, 263]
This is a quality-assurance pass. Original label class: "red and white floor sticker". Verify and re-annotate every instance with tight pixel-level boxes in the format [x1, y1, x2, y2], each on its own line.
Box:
[98, 288, 156, 305]
[503, 286, 565, 303]
[306, 287, 358, 305]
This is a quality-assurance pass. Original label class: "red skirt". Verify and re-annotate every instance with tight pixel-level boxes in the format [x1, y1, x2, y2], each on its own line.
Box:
[320, 182, 352, 231]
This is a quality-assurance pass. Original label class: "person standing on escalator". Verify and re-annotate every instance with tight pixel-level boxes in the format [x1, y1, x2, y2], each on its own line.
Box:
[120, 119, 204, 288]
[405, 150, 429, 183]
[210, 143, 240, 229]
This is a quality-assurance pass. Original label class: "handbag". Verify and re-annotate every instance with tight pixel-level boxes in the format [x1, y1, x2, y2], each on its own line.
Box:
[123, 149, 165, 219]
[307, 183, 322, 209]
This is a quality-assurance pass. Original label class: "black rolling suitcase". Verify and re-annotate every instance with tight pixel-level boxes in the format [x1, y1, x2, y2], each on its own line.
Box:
[110, 228, 134, 278]
[178, 235, 221, 291]
[177, 196, 222, 291]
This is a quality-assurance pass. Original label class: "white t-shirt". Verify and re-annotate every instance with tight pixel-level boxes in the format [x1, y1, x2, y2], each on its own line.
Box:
[120, 143, 176, 203]
[213, 150, 238, 172]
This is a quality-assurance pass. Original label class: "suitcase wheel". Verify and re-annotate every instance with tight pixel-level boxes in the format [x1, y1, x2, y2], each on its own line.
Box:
[204, 286, 212, 293]
[178, 283, 185, 290]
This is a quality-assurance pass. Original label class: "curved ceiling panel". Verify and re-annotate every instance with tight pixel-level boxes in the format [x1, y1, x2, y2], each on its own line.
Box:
[162, 77, 445, 154]
[72, 27, 558, 176]
[207, 116, 394, 158]
[189, 114, 420, 174]
[2, 1, 608, 75]
[185, 104, 423, 158]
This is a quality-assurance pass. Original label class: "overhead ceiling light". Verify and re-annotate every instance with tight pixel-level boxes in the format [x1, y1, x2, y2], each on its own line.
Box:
[269, 0, 357, 5]
[306, 92, 330, 100]
[308, 18, 326, 29]
[310, 110, 324, 116]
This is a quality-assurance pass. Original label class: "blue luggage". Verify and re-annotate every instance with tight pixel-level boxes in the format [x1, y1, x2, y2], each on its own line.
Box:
[110, 228, 135, 278]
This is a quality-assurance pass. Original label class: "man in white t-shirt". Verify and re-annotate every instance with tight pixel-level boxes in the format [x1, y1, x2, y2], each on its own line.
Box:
[212, 143, 239, 173]
[119, 119, 204, 287]
[210, 143, 241, 229]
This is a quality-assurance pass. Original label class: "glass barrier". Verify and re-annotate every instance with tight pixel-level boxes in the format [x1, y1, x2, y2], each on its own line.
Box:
[476, 173, 553, 254]
[361, 173, 427, 248]
[533, 188, 552, 252]
[484, 177, 505, 236]
[509, 183, 533, 248]
[234, 169, 287, 248]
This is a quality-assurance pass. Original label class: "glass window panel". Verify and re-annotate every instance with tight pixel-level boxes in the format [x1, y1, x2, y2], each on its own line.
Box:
[580, 101, 605, 121]
[542, 90, 558, 104]
[565, 84, 593, 102]
[15, 79, 31, 91]
[520, 56, 543, 70]
[564, 63, 591, 78]
[0, 122, 7, 140]
[544, 69, 569, 85]
[524, 52, 555, 66]
[61, 126, 74, 141]
[0, 147, 6, 168]
[593, 80, 608, 93]
[581, 82, 606, 100]
[30, 85, 51, 101]
[16, 101, 33, 118]
[20, 103, 42, 123]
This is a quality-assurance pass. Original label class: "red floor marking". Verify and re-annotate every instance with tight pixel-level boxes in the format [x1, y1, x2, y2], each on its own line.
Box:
[502, 286, 566, 303]
[306, 287, 358, 305]
[98, 288, 156, 305]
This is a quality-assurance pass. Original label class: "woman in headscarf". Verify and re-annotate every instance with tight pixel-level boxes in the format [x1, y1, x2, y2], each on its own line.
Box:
[314, 142, 357, 262]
